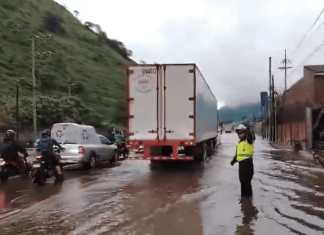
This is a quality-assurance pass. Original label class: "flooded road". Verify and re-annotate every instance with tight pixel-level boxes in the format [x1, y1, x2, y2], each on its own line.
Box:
[1, 134, 324, 235]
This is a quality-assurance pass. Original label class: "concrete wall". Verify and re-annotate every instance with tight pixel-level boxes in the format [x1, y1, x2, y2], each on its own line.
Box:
[277, 122, 306, 146]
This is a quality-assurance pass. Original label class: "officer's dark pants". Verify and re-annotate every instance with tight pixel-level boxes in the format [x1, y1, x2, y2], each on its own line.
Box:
[239, 158, 254, 198]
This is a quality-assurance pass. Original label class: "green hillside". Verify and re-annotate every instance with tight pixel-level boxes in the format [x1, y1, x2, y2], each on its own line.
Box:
[0, 0, 133, 129]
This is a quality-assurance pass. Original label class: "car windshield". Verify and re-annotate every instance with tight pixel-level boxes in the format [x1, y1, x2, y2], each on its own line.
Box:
[99, 136, 110, 144]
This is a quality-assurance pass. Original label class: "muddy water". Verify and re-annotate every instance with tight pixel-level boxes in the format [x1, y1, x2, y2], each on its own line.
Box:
[0, 134, 324, 235]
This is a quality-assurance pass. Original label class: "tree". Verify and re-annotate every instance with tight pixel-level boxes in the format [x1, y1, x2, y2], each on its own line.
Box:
[83, 22, 132, 59]
[73, 10, 79, 18]
[42, 12, 65, 35]
[84, 21, 103, 34]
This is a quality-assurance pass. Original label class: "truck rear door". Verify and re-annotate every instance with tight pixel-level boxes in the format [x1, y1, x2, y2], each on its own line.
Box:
[163, 65, 195, 140]
[129, 66, 159, 140]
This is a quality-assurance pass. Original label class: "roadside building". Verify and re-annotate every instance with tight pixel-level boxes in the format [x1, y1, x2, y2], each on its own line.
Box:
[277, 65, 324, 149]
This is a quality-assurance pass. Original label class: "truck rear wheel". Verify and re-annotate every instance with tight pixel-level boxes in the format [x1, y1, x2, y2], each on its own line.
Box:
[206, 141, 213, 156]
[194, 143, 207, 163]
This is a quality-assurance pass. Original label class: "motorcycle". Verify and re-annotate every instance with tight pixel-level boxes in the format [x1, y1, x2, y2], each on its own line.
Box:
[0, 157, 31, 183]
[116, 142, 129, 160]
[32, 147, 64, 185]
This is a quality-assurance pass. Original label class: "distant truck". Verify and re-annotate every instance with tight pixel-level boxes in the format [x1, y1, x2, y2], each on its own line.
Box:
[127, 64, 218, 162]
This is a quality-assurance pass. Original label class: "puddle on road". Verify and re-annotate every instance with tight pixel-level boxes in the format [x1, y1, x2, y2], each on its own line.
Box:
[201, 134, 324, 235]
[253, 144, 324, 234]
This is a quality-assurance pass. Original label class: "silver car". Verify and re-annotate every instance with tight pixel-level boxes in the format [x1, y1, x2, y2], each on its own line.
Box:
[59, 134, 118, 169]
[51, 123, 118, 169]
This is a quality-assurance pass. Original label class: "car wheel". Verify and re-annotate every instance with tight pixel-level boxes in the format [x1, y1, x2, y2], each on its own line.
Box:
[110, 151, 118, 165]
[89, 155, 97, 169]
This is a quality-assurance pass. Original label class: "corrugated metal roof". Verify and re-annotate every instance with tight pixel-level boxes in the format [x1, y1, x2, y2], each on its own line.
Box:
[305, 65, 324, 73]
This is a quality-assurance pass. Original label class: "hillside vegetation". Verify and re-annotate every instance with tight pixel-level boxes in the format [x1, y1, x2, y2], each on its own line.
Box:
[0, 0, 133, 129]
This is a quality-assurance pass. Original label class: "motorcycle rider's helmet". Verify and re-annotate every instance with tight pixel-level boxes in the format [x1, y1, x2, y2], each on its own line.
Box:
[5, 129, 16, 140]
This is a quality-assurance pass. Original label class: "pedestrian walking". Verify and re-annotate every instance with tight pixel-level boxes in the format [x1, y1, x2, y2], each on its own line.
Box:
[231, 124, 254, 198]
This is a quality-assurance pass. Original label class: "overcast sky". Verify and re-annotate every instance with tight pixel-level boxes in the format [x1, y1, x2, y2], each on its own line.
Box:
[56, 0, 324, 107]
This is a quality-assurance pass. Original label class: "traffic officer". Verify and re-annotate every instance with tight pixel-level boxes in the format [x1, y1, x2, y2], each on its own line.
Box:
[231, 124, 254, 198]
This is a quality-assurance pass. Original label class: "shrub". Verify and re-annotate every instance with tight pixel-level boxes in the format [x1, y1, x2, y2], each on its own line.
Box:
[42, 12, 65, 35]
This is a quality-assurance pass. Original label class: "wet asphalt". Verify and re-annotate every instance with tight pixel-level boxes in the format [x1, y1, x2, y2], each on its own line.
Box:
[0, 134, 324, 235]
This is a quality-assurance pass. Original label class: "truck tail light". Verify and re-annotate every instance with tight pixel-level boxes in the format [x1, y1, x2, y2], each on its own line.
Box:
[78, 146, 86, 155]
[129, 141, 142, 147]
[183, 141, 194, 146]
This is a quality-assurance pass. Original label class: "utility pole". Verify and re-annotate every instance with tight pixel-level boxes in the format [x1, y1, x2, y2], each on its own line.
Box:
[268, 57, 272, 140]
[284, 49, 287, 91]
[16, 82, 20, 140]
[278, 49, 293, 92]
[271, 75, 275, 142]
[31, 33, 54, 139]
[32, 36, 37, 139]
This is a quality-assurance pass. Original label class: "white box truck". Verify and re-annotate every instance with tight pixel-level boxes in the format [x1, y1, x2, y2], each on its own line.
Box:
[127, 64, 218, 162]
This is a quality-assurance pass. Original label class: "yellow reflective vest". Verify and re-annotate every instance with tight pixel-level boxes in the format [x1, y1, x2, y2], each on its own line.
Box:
[236, 140, 254, 162]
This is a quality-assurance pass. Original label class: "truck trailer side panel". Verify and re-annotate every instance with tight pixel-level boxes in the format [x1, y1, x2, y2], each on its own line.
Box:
[195, 68, 218, 143]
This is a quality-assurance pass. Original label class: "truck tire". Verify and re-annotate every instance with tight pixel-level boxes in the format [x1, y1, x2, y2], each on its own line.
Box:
[194, 143, 207, 163]
[202, 143, 207, 162]
[207, 141, 213, 157]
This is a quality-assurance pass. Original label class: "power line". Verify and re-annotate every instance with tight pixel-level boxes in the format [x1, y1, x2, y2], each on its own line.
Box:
[292, 7, 324, 55]
[289, 38, 324, 77]
[315, 20, 324, 32]
[301, 39, 324, 64]
[288, 7, 324, 78]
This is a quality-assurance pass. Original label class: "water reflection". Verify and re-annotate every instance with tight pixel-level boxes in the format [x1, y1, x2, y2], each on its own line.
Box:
[236, 198, 258, 235]
[0, 191, 6, 210]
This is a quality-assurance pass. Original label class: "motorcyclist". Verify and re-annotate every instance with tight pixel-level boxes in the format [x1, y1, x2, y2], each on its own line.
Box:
[115, 131, 128, 158]
[0, 130, 29, 174]
[36, 129, 64, 182]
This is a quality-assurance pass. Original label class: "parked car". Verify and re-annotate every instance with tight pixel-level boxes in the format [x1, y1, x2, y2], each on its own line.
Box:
[51, 123, 118, 169]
